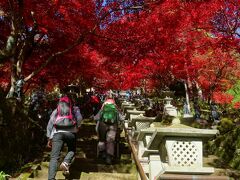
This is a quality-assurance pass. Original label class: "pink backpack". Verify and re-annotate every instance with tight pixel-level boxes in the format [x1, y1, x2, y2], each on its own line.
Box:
[54, 96, 76, 129]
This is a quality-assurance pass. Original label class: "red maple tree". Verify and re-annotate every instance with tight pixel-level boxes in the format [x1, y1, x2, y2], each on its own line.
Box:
[0, 0, 239, 105]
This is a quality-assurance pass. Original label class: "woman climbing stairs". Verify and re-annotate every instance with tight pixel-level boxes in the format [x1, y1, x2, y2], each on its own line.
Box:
[11, 119, 137, 180]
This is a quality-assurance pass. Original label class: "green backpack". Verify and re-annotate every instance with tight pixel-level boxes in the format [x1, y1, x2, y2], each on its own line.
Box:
[100, 104, 118, 123]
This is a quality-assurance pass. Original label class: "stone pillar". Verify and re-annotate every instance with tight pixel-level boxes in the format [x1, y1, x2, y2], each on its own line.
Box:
[149, 154, 164, 180]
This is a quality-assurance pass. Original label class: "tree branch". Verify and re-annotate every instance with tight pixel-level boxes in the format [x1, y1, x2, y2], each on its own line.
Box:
[21, 1, 154, 84]
[24, 35, 85, 82]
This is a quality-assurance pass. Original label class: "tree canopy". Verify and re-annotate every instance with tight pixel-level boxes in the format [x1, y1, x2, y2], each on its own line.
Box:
[0, 0, 239, 104]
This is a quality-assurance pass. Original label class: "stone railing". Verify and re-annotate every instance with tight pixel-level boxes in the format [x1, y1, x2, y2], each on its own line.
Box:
[137, 123, 220, 180]
[122, 104, 136, 114]
[120, 98, 228, 180]
[121, 100, 156, 179]
[126, 108, 145, 120]
[130, 114, 155, 138]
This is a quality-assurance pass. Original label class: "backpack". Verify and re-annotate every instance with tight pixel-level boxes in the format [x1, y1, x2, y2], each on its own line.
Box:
[54, 96, 76, 129]
[100, 103, 118, 124]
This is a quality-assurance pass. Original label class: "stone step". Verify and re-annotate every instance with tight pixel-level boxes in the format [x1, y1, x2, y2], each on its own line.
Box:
[10, 119, 136, 180]
[10, 162, 65, 180]
[28, 162, 65, 180]
[12, 157, 137, 180]
[158, 174, 229, 180]
[80, 172, 137, 180]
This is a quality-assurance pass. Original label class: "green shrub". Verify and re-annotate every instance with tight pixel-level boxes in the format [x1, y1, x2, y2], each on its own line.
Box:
[208, 119, 240, 170]
[0, 89, 46, 174]
[0, 171, 10, 180]
[218, 118, 234, 134]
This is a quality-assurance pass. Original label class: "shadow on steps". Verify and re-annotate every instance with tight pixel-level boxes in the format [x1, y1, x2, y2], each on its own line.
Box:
[68, 119, 136, 179]
[11, 119, 137, 180]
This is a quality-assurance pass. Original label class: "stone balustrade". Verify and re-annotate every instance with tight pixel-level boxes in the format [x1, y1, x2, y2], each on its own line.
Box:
[122, 101, 156, 179]
[119, 98, 227, 180]
[121, 101, 135, 109]
[130, 114, 156, 138]
[137, 124, 218, 180]
[123, 105, 137, 114]
[126, 108, 145, 120]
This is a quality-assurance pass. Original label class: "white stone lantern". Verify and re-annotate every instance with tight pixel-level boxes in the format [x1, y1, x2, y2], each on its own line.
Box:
[163, 96, 178, 118]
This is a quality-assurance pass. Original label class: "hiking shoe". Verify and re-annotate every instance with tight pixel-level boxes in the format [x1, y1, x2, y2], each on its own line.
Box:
[60, 162, 70, 176]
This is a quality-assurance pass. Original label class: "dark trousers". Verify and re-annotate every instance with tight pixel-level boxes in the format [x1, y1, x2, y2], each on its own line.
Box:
[48, 132, 76, 180]
[97, 121, 117, 156]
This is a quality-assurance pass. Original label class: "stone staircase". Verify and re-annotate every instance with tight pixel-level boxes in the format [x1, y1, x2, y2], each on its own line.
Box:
[10, 119, 137, 180]
[80, 172, 136, 179]
[14, 160, 136, 180]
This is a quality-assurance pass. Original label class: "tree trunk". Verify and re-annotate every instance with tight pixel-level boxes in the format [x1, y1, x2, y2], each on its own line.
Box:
[6, 57, 18, 98]
[6, 71, 17, 98]
[195, 81, 203, 100]
[184, 81, 191, 114]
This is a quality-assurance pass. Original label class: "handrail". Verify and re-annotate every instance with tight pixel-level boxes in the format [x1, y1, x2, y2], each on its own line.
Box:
[123, 124, 147, 180]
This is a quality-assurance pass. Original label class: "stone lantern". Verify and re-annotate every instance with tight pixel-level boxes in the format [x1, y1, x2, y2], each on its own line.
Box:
[163, 96, 178, 118]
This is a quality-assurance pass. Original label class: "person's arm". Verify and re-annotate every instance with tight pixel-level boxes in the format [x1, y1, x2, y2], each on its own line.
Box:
[73, 106, 83, 128]
[46, 109, 57, 138]
[93, 109, 102, 121]
[94, 103, 105, 121]
[46, 109, 57, 148]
